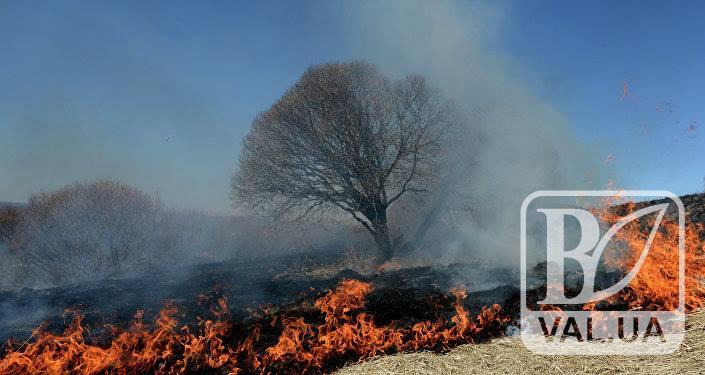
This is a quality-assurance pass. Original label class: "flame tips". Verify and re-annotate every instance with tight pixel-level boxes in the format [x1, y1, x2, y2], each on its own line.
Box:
[0, 279, 508, 374]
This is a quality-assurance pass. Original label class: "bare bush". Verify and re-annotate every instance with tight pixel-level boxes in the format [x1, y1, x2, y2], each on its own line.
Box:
[0, 204, 23, 289]
[232, 61, 456, 262]
[10, 180, 166, 286]
[0, 204, 20, 244]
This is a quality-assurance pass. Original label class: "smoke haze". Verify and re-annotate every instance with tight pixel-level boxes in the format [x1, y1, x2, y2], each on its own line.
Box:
[1, 1, 613, 271]
[335, 1, 610, 267]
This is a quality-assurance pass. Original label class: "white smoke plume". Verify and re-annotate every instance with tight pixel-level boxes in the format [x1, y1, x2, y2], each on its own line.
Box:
[334, 0, 609, 267]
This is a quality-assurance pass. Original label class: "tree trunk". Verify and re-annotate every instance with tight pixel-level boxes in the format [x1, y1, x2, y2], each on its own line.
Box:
[366, 205, 393, 263]
[373, 223, 393, 263]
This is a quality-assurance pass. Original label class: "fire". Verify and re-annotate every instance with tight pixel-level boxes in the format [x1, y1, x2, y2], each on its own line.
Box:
[5, 197, 699, 373]
[0, 303, 239, 375]
[259, 280, 507, 373]
[534, 195, 705, 315]
[595, 200, 705, 312]
[0, 280, 508, 374]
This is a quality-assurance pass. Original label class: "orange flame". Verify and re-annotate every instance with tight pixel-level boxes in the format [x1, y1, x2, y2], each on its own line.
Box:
[595, 200, 705, 312]
[536, 196, 705, 315]
[0, 280, 508, 374]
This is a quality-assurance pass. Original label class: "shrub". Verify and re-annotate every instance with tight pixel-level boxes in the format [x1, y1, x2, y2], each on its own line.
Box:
[0, 204, 20, 243]
[11, 180, 166, 286]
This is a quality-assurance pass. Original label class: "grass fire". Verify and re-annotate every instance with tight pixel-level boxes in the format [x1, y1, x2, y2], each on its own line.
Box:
[2, 194, 705, 373]
[0, 280, 508, 374]
[2, 1, 704, 374]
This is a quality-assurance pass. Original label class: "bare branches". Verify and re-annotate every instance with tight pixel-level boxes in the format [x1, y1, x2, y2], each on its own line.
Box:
[232, 61, 454, 260]
[10, 180, 166, 286]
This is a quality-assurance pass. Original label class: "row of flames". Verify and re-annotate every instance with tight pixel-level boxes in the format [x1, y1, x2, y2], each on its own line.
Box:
[1, 198, 704, 374]
[0, 280, 508, 374]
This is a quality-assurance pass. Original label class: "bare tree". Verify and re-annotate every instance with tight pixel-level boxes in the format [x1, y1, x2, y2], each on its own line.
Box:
[232, 61, 456, 262]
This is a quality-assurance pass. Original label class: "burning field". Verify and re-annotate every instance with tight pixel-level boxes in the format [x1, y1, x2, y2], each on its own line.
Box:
[0, 279, 509, 374]
[0, 193, 704, 374]
[3, 1, 703, 374]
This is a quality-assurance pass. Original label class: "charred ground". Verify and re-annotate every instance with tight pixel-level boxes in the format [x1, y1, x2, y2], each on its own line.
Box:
[0, 193, 703, 373]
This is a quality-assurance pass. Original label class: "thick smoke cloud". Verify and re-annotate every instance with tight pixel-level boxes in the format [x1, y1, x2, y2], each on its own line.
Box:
[337, 0, 609, 267]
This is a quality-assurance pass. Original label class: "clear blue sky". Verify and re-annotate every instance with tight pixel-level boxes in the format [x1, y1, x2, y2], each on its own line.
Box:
[503, 1, 705, 194]
[1, 1, 703, 213]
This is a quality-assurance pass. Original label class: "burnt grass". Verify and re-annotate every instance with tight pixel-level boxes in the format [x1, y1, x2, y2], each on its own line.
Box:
[0, 253, 520, 360]
[3, 194, 702, 371]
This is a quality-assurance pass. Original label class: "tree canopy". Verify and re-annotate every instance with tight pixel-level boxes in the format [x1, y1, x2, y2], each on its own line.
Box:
[232, 61, 456, 261]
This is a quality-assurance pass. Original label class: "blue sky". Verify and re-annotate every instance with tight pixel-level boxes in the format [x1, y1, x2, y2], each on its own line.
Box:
[503, 1, 705, 192]
[1, 1, 703, 213]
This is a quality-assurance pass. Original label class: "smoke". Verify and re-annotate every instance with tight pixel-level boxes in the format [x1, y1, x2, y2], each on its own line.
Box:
[336, 0, 609, 267]
[0, 179, 364, 291]
[0, 1, 613, 276]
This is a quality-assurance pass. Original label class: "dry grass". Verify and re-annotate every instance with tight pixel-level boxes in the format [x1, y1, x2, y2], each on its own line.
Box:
[338, 310, 705, 374]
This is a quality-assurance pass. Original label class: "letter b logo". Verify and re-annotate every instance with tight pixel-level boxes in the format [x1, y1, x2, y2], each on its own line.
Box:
[520, 191, 685, 355]
[538, 203, 668, 304]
